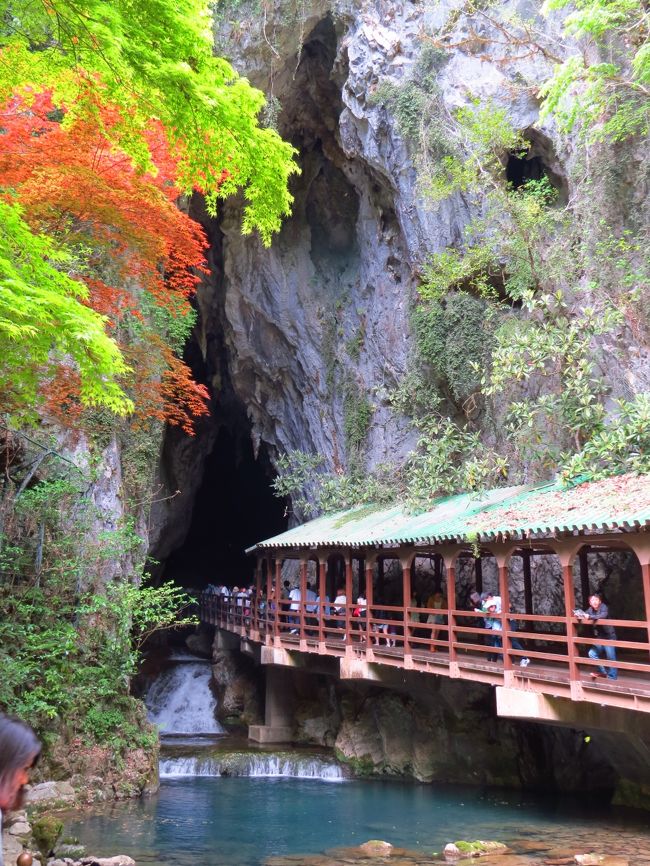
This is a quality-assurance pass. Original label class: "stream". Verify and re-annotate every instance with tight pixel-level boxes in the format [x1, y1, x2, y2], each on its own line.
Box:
[63, 652, 650, 866]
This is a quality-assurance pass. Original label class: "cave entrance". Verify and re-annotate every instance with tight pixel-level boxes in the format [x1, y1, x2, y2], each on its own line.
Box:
[163, 419, 287, 591]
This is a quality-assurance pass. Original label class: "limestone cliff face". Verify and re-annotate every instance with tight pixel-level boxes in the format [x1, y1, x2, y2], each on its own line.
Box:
[199, 0, 647, 493]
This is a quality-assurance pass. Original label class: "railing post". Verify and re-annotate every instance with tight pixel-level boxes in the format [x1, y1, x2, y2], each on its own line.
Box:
[402, 556, 412, 661]
[638, 557, 650, 661]
[318, 557, 327, 647]
[299, 557, 308, 642]
[365, 558, 374, 660]
[274, 558, 282, 640]
[445, 555, 457, 671]
[345, 553, 353, 642]
[562, 560, 581, 697]
[265, 556, 273, 640]
[497, 558, 512, 676]
[254, 557, 262, 635]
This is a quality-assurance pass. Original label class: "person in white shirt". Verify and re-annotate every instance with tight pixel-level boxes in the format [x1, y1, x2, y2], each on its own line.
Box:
[333, 586, 347, 638]
[288, 585, 301, 631]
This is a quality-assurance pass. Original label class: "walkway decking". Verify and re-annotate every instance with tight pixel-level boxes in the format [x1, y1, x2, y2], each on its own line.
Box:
[200, 595, 650, 715]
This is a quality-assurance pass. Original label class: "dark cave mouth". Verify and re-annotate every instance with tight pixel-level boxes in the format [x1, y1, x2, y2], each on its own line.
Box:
[162, 415, 288, 592]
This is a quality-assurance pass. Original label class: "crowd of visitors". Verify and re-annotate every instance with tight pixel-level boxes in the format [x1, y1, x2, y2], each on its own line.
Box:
[203, 579, 621, 680]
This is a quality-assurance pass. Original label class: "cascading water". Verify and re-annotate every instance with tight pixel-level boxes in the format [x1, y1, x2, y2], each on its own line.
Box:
[160, 751, 346, 780]
[145, 655, 224, 735]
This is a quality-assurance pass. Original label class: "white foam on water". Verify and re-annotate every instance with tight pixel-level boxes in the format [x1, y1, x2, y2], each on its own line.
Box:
[145, 662, 224, 735]
[160, 753, 346, 781]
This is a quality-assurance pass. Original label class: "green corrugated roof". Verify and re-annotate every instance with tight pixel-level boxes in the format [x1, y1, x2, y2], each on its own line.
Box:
[247, 472, 650, 552]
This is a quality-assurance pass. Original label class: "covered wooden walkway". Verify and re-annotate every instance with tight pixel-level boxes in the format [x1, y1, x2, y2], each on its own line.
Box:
[201, 473, 650, 717]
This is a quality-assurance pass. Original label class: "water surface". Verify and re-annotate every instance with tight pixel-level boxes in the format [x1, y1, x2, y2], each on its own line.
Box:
[66, 775, 650, 866]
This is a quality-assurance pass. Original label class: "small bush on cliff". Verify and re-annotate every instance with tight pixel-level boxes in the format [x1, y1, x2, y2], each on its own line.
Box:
[0, 450, 195, 768]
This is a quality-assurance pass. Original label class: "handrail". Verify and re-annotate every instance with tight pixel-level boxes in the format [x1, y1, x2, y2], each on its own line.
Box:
[200, 592, 650, 699]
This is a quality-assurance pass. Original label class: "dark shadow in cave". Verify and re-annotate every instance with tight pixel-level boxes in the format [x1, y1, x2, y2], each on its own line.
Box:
[163, 422, 287, 590]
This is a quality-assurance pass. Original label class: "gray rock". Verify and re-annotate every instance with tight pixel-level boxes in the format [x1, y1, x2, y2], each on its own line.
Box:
[81, 858, 136, 866]
[26, 782, 75, 805]
[7, 821, 31, 836]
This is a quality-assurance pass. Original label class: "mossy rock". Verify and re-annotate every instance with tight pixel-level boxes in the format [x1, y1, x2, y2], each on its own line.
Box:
[31, 815, 63, 857]
[455, 840, 508, 857]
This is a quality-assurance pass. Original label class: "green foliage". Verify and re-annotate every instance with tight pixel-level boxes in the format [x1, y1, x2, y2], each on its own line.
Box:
[420, 101, 524, 202]
[0, 200, 131, 419]
[343, 386, 373, 452]
[32, 816, 63, 858]
[0, 0, 299, 239]
[413, 292, 495, 404]
[539, 0, 649, 140]
[485, 289, 623, 466]
[404, 416, 508, 510]
[0, 466, 195, 754]
[561, 394, 650, 481]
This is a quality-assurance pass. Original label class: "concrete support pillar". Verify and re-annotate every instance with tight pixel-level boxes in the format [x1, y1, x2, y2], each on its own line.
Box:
[248, 666, 294, 744]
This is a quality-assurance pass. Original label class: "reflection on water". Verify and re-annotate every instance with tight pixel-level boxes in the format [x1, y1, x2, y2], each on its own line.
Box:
[65, 776, 650, 866]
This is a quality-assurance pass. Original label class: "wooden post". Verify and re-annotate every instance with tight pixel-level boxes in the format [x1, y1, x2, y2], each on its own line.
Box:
[345, 554, 353, 640]
[274, 558, 282, 638]
[628, 537, 650, 659]
[579, 548, 590, 609]
[254, 557, 262, 633]
[402, 560, 412, 656]
[265, 557, 273, 637]
[498, 561, 512, 672]
[446, 558, 457, 665]
[523, 550, 533, 615]
[562, 562, 580, 687]
[318, 558, 327, 645]
[299, 558, 308, 640]
[365, 559, 374, 656]
[642, 561, 650, 660]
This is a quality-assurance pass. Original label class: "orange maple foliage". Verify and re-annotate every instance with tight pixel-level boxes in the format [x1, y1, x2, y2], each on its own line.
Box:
[0, 89, 213, 433]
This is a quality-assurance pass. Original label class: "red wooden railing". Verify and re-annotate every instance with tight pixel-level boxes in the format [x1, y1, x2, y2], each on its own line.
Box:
[200, 592, 650, 711]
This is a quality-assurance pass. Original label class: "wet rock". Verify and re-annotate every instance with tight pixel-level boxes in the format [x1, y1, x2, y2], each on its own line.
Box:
[574, 857, 629, 866]
[359, 840, 393, 856]
[445, 844, 461, 859]
[81, 857, 136, 866]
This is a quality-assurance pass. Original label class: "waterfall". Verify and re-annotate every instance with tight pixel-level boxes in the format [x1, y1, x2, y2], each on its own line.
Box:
[159, 751, 346, 781]
[145, 657, 224, 735]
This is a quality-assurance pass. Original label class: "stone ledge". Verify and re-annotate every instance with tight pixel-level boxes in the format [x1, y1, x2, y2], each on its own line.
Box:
[248, 725, 294, 744]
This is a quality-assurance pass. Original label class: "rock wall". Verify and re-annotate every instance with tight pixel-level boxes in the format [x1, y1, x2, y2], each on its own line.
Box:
[211, 645, 621, 795]
[196, 0, 648, 494]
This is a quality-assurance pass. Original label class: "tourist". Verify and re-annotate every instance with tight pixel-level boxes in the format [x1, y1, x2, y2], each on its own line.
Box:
[577, 592, 618, 680]
[484, 602, 530, 667]
[0, 714, 41, 860]
[425, 589, 447, 652]
[333, 586, 347, 638]
[305, 582, 318, 632]
[288, 583, 301, 632]
[353, 594, 367, 641]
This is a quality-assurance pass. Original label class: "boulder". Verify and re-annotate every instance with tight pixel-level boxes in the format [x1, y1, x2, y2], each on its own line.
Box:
[359, 839, 393, 856]
[574, 858, 628, 866]
[8, 821, 32, 837]
[81, 857, 136, 866]
[26, 782, 75, 806]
